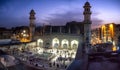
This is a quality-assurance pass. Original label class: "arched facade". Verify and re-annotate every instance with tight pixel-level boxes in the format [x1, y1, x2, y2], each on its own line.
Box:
[37, 39, 43, 47]
[61, 39, 69, 48]
[52, 38, 59, 48]
[71, 40, 79, 49]
[35, 34, 82, 49]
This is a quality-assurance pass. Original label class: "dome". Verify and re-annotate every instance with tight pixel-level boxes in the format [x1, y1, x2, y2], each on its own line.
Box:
[85, 1, 90, 6]
[30, 9, 35, 14]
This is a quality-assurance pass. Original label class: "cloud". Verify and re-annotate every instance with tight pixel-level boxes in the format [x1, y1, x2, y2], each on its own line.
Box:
[0, 16, 29, 28]
[0, 0, 105, 29]
[91, 12, 104, 28]
[92, 18, 103, 29]
[39, 7, 103, 28]
[40, 7, 83, 25]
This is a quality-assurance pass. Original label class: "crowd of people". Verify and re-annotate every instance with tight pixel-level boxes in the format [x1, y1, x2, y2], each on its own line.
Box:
[8, 46, 77, 70]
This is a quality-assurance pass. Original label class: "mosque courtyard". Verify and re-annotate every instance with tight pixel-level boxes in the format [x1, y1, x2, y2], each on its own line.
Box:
[8, 46, 77, 70]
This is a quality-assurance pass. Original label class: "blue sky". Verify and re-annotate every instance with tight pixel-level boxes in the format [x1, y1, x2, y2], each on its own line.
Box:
[0, 0, 120, 28]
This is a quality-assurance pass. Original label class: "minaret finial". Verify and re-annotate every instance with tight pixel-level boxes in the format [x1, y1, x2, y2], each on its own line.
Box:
[83, 1, 91, 22]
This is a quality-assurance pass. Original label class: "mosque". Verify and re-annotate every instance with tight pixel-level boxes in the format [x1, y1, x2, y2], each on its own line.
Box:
[27, 1, 92, 49]
[0, 2, 92, 70]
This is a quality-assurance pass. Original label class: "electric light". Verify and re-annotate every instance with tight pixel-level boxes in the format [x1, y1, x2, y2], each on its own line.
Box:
[112, 46, 117, 51]
[37, 39, 43, 47]
[20, 30, 30, 42]
[109, 23, 114, 38]
[101, 25, 106, 42]
[23, 34, 27, 37]
[20, 38, 30, 42]
[23, 30, 26, 33]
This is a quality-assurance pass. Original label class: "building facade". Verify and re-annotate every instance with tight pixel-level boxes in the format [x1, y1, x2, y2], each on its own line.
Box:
[11, 26, 30, 42]
[91, 23, 120, 46]
[28, 1, 92, 49]
[0, 27, 12, 39]
[6, 1, 92, 50]
[91, 28, 101, 45]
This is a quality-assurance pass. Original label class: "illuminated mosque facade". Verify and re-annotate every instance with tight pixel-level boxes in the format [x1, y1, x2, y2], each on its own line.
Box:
[28, 1, 92, 49]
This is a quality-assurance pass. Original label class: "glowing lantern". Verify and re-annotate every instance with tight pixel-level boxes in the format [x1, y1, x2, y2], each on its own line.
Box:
[112, 46, 117, 51]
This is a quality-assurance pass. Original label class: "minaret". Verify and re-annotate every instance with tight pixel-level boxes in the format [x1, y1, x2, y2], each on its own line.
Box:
[29, 9, 36, 41]
[83, 1, 92, 44]
[67, 1, 92, 70]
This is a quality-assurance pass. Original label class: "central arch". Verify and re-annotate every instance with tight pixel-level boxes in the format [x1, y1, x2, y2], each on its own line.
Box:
[62, 39, 69, 48]
[52, 38, 59, 48]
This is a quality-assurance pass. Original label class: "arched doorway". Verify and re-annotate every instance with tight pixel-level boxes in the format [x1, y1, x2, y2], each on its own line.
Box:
[62, 39, 69, 48]
[45, 43, 50, 48]
[71, 40, 78, 49]
[52, 38, 59, 48]
[37, 39, 43, 47]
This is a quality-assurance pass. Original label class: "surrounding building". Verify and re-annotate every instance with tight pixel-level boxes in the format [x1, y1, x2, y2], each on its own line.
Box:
[115, 24, 120, 45]
[11, 26, 30, 42]
[91, 23, 120, 46]
[101, 23, 115, 44]
[91, 28, 101, 45]
[0, 27, 12, 39]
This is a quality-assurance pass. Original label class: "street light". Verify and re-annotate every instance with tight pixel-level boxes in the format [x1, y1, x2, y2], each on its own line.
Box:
[20, 30, 30, 42]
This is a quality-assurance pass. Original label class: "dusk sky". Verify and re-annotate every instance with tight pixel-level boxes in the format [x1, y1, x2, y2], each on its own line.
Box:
[0, 0, 120, 28]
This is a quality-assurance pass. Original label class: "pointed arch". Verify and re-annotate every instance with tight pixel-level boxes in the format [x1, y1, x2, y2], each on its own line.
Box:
[37, 39, 43, 47]
[71, 40, 79, 49]
[52, 38, 59, 48]
[61, 39, 69, 48]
